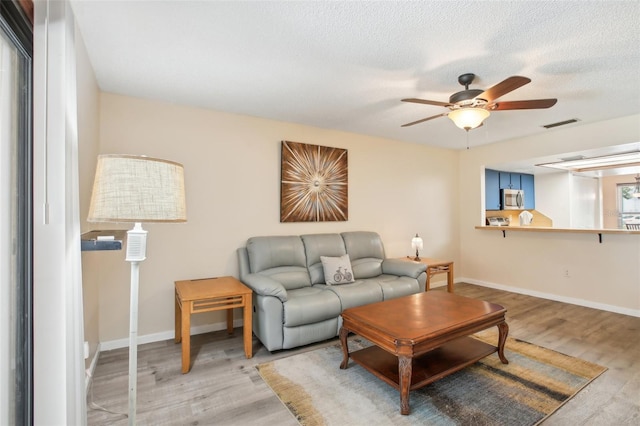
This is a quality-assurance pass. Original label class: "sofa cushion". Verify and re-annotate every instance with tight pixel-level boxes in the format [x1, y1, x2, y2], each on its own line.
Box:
[282, 318, 339, 350]
[246, 236, 311, 290]
[247, 236, 307, 272]
[320, 254, 355, 285]
[283, 287, 342, 327]
[317, 280, 383, 310]
[301, 233, 346, 284]
[341, 231, 385, 279]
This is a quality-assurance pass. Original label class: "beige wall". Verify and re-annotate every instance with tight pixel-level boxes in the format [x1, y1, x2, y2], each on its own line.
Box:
[81, 95, 640, 347]
[87, 93, 459, 345]
[459, 114, 640, 315]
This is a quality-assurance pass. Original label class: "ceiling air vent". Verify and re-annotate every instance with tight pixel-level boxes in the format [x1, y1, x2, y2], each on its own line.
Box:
[542, 118, 579, 129]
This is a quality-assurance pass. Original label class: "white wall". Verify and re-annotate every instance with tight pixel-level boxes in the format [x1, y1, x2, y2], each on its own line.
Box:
[33, 2, 86, 423]
[570, 174, 600, 229]
[536, 173, 570, 227]
[86, 93, 460, 345]
[75, 19, 101, 370]
[460, 114, 640, 316]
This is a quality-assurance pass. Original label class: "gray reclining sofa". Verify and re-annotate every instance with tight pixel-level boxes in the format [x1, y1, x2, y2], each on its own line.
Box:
[237, 231, 427, 351]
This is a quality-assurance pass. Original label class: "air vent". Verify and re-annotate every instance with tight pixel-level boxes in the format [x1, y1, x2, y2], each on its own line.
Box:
[542, 119, 579, 129]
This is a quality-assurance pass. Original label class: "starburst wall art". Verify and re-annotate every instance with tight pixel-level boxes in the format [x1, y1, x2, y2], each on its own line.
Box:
[280, 141, 348, 222]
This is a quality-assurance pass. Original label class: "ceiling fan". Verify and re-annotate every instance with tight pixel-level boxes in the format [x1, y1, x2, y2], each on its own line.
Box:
[401, 73, 557, 131]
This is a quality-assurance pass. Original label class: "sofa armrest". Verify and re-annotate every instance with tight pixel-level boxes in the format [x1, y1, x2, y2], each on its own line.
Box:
[382, 258, 427, 278]
[242, 274, 288, 302]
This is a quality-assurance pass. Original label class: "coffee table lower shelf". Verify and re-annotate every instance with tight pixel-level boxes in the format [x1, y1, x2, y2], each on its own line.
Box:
[349, 336, 497, 391]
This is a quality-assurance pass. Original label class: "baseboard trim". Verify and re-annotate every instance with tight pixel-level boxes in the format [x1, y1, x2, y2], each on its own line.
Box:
[461, 277, 640, 318]
[99, 318, 245, 351]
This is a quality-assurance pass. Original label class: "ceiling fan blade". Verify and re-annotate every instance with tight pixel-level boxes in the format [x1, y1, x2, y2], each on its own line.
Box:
[401, 112, 448, 127]
[491, 99, 558, 110]
[478, 76, 531, 102]
[401, 98, 452, 107]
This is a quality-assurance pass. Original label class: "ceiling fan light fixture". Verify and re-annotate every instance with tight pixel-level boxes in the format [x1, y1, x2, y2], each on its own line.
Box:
[448, 108, 490, 131]
[401, 74, 555, 130]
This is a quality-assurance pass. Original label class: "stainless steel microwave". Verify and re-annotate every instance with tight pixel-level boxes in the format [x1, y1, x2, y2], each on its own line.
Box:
[501, 189, 524, 210]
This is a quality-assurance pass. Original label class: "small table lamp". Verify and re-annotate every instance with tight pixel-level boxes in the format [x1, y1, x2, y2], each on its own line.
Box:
[87, 154, 186, 425]
[411, 233, 423, 261]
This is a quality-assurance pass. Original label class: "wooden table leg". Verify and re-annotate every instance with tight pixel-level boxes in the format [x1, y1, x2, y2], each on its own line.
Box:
[398, 355, 412, 415]
[174, 291, 182, 343]
[497, 321, 509, 364]
[226, 307, 234, 335]
[243, 294, 252, 358]
[339, 327, 350, 369]
[425, 267, 432, 291]
[447, 263, 454, 293]
[181, 301, 191, 374]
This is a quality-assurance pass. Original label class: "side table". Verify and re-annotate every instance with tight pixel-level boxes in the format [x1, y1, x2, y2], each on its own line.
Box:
[400, 257, 454, 293]
[175, 276, 253, 373]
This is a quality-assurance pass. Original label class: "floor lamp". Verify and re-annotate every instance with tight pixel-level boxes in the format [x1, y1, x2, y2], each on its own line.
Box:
[87, 154, 187, 425]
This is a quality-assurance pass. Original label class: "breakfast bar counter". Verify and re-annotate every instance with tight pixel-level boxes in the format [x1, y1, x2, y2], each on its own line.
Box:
[476, 225, 640, 243]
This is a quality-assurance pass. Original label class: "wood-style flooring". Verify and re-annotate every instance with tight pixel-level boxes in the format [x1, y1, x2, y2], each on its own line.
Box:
[87, 283, 640, 425]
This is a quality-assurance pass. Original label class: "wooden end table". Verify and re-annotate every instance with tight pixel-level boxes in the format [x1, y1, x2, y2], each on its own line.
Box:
[174, 276, 253, 373]
[339, 291, 508, 415]
[400, 257, 454, 292]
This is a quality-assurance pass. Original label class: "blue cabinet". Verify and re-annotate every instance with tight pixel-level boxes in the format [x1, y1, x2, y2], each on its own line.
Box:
[485, 169, 500, 210]
[499, 171, 521, 189]
[485, 169, 535, 210]
[521, 173, 535, 209]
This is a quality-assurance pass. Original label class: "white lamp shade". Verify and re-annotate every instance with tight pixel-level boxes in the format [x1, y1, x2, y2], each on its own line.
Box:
[448, 108, 490, 130]
[411, 235, 423, 251]
[88, 154, 187, 223]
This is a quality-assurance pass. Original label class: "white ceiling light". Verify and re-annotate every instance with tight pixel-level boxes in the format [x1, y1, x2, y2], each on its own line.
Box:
[448, 108, 490, 131]
[536, 151, 640, 172]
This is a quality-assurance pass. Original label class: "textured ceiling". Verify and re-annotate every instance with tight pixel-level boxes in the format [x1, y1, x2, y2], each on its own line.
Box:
[70, 1, 640, 150]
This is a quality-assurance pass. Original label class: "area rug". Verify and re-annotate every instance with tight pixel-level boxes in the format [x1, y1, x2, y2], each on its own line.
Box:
[256, 331, 607, 426]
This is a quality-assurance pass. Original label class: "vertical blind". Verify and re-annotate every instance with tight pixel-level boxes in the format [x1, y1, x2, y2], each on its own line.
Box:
[0, 2, 33, 425]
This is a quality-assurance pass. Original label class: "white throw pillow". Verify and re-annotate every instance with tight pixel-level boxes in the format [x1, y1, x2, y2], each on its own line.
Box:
[320, 254, 355, 285]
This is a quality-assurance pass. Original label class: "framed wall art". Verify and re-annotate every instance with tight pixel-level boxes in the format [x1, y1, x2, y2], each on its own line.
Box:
[280, 140, 348, 222]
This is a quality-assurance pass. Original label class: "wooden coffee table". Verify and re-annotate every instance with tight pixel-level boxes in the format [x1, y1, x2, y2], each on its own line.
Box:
[339, 291, 508, 415]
